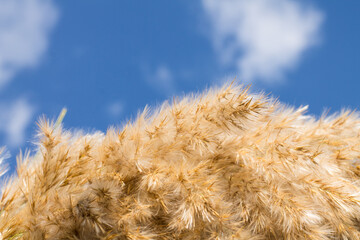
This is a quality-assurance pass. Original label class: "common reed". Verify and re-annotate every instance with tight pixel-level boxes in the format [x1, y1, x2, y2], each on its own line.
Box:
[1, 82, 360, 239]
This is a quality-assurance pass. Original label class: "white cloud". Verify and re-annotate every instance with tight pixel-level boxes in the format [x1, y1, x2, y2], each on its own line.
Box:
[107, 101, 125, 118]
[0, 0, 58, 89]
[0, 98, 35, 147]
[202, 0, 323, 83]
[145, 65, 176, 95]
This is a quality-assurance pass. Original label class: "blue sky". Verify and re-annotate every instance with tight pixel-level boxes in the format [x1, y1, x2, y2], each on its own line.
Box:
[0, 0, 359, 174]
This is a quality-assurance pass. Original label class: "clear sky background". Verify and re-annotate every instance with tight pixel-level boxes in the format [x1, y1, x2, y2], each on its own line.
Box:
[0, 0, 359, 174]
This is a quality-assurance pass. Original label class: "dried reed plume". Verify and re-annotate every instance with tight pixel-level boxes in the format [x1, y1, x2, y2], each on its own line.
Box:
[1, 82, 360, 239]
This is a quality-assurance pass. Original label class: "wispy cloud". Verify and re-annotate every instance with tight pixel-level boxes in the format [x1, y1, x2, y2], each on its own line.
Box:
[0, 98, 35, 148]
[0, 0, 58, 89]
[202, 0, 323, 83]
[107, 101, 125, 118]
[144, 65, 176, 95]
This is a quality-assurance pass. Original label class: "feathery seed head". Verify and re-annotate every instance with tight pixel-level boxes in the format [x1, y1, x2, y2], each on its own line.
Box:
[1, 82, 360, 239]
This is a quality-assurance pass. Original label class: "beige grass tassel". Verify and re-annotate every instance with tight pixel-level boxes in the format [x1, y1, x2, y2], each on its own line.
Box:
[1, 82, 360, 239]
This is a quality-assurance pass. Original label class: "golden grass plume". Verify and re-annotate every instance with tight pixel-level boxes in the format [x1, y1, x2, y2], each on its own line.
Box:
[1, 82, 360, 239]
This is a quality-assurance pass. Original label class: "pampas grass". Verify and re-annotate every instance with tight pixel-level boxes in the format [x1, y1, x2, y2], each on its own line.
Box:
[1, 82, 360, 239]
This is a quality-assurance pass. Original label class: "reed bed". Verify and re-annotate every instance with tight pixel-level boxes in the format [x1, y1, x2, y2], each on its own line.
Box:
[1, 82, 360, 239]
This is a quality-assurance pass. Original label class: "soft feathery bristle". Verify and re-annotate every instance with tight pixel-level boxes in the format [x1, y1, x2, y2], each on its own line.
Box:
[1, 82, 360, 239]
